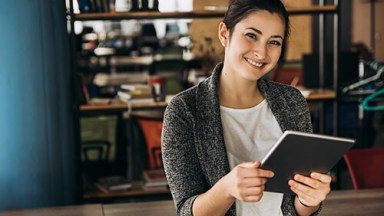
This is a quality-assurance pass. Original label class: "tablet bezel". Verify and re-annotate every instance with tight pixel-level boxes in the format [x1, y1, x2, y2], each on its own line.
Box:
[260, 130, 355, 194]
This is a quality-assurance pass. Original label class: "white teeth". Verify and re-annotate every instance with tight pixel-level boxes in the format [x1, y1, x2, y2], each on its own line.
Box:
[246, 58, 263, 67]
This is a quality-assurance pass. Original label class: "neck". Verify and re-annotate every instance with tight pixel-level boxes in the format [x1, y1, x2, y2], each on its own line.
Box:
[218, 69, 264, 109]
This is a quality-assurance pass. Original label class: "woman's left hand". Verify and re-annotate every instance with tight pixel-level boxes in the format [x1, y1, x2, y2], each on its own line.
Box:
[288, 172, 332, 207]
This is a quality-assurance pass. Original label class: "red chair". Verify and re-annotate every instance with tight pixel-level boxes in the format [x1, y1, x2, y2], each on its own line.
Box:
[130, 110, 165, 169]
[344, 147, 384, 190]
[136, 118, 164, 169]
[273, 66, 303, 86]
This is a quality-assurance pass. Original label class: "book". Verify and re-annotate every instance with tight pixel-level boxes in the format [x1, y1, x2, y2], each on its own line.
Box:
[121, 84, 153, 94]
[118, 84, 155, 104]
[117, 91, 155, 104]
[97, 176, 135, 192]
[142, 169, 168, 188]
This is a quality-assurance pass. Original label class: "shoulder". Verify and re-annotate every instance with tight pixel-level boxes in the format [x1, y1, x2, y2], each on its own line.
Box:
[259, 78, 306, 103]
[166, 84, 198, 112]
[166, 72, 216, 114]
[259, 78, 303, 96]
[163, 84, 199, 126]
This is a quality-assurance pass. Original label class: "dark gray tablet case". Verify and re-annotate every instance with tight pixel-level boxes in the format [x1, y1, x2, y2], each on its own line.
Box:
[260, 130, 355, 194]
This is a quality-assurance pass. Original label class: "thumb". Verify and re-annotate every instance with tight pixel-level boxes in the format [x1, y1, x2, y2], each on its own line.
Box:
[239, 161, 261, 168]
[253, 161, 261, 168]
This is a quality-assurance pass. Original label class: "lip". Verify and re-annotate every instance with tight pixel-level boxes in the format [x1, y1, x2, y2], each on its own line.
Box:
[244, 57, 265, 69]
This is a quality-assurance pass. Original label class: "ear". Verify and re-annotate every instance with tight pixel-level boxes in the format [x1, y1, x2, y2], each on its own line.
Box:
[218, 22, 229, 47]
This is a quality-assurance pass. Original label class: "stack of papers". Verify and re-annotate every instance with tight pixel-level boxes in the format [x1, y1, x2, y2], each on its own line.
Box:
[118, 84, 154, 104]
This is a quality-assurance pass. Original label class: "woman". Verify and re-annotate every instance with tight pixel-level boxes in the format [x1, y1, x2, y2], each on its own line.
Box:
[161, 0, 331, 215]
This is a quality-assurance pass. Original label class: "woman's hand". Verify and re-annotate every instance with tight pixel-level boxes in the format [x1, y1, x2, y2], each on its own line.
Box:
[222, 161, 274, 202]
[288, 172, 332, 207]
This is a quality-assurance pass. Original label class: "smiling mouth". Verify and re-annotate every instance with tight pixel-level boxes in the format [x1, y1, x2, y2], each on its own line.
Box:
[245, 58, 264, 67]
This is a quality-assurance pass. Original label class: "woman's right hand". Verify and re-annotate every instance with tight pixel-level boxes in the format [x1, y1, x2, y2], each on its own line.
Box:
[222, 161, 274, 202]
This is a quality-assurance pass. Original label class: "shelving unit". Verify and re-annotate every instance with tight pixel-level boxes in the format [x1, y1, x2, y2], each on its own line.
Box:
[67, 1, 341, 201]
[72, 5, 337, 20]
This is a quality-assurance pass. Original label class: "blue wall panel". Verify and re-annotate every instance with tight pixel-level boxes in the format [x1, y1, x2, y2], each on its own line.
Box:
[0, 0, 78, 211]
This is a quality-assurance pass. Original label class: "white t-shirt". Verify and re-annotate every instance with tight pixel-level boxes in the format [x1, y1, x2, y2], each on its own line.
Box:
[220, 99, 284, 216]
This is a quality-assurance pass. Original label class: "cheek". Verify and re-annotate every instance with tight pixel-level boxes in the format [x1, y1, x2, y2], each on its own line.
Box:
[269, 47, 282, 62]
[229, 36, 249, 52]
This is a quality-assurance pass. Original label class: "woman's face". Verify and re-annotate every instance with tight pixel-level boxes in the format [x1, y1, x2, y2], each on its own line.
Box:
[219, 10, 285, 81]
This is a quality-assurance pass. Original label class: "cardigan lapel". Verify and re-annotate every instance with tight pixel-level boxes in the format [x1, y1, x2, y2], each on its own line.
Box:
[258, 79, 312, 133]
[194, 64, 230, 186]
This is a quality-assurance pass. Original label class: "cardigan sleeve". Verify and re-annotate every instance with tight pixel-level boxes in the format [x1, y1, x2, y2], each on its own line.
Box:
[161, 95, 208, 216]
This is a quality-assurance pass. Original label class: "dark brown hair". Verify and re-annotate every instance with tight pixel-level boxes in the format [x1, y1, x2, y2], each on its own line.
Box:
[223, 0, 291, 46]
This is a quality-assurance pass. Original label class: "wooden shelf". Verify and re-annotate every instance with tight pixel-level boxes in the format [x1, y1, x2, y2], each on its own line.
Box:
[84, 187, 171, 199]
[286, 5, 338, 15]
[73, 10, 225, 21]
[79, 90, 335, 113]
[80, 101, 168, 112]
[72, 5, 338, 21]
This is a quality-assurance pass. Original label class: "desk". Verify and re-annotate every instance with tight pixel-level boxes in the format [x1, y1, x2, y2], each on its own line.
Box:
[79, 90, 336, 112]
[322, 188, 384, 216]
[305, 89, 336, 101]
[83, 187, 171, 203]
[0, 204, 103, 216]
[80, 101, 168, 112]
[103, 200, 176, 216]
[101, 188, 384, 216]
[2, 188, 383, 215]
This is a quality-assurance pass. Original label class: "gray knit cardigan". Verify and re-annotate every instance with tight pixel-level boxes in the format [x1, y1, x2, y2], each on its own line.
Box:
[162, 63, 321, 216]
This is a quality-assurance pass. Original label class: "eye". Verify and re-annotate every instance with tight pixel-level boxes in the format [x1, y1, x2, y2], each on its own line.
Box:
[269, 40, 282, 46]
[245, 33, 256, 39]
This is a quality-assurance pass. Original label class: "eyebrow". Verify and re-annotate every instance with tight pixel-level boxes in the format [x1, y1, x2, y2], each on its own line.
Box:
[246, 27, 284, 40]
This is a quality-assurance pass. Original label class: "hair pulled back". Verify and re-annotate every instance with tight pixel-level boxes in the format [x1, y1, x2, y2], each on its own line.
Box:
[223, 0, 290, 46]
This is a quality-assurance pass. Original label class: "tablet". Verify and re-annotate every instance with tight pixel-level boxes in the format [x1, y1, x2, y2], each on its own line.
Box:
[260, 130, 355, 194]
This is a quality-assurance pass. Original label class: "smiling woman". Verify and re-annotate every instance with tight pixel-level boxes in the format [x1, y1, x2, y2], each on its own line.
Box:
[161, 0, 332, 216]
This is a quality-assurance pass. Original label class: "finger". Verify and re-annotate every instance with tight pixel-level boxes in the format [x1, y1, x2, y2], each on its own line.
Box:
[294, 174, 320, 189]
[289, 182, 317, 206]
[243, 187, 265, 202]
[253, 161, 261, 168]
[239, 164, 274, 178]
[256, 168, 274, 178]
[310, 172, 332, 184]
[242, 176, 268, 187]
[288, 179, 315, 196]
[239, 162, 259, 168]
[242, 193, 263, 202]
[289, 179, 328, 205]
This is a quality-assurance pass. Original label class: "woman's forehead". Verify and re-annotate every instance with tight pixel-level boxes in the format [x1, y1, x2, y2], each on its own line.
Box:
[235, 10, 285, 36]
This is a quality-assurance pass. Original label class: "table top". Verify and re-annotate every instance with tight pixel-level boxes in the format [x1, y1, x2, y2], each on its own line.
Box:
[103, 200, 176, 216]
[321, 188, 384, 216]
[80, 101, 168, 112]
[305, 89, 336, 101]
[4, 188, 382, 216]
[80, 89, 336, 112]
[101, 188, 384, 216]
[83, 187, 170, 200]
[0, 204, 103, 216]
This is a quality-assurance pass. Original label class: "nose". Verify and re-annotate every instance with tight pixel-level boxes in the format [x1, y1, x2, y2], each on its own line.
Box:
[253, 44, 267, 60]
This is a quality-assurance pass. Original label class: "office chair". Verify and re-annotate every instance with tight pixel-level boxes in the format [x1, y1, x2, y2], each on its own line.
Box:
[81, 140, 111, 161]
[344, 147, 384, 190]
[273, 66, 303, 86]
[136, 118, 164, 169]
[129, 110, 164, 169]
[81, 140, 111, 180]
